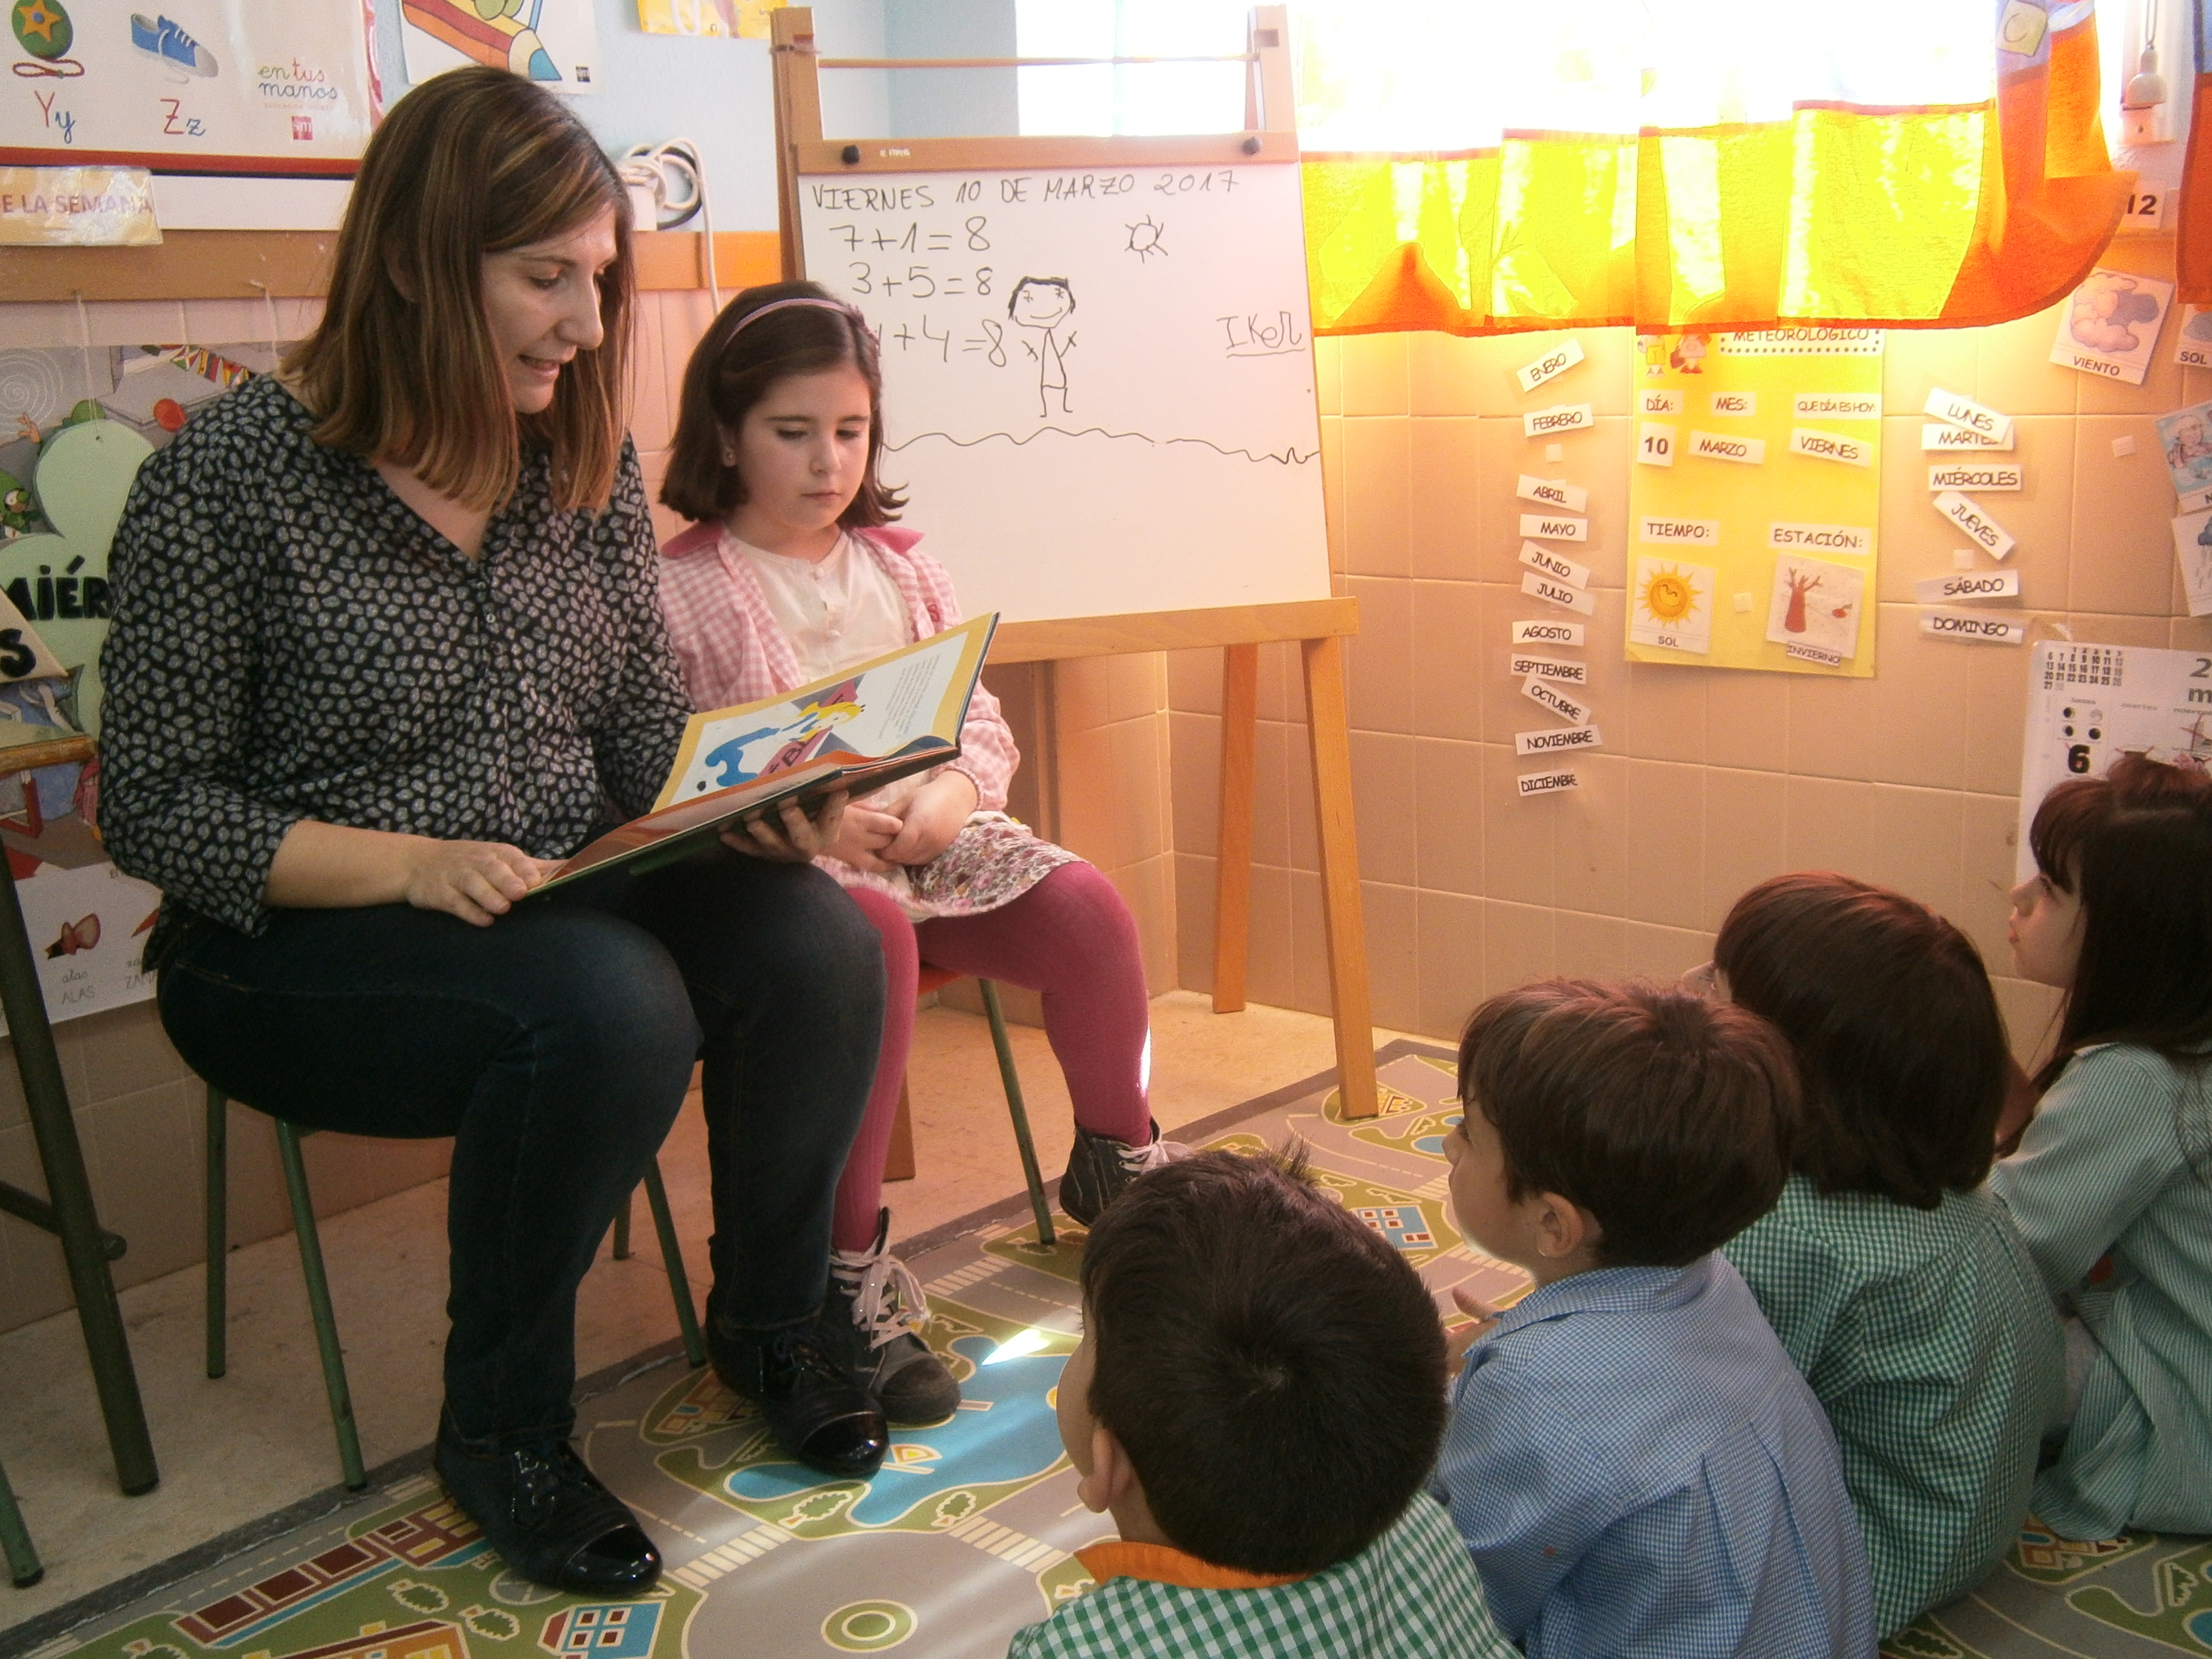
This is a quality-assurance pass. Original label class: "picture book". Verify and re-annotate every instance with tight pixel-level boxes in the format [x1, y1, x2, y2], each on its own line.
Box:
[529, 612, 998, 894]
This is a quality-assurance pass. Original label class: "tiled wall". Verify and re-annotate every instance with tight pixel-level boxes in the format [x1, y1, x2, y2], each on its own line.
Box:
[1167, 235, 2203, 1065]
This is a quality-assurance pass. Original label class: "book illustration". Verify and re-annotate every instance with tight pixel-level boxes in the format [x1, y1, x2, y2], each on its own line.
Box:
[700, 676, 864, 788]
[660, 614, 997, 808]
[530, 614, 998, 897]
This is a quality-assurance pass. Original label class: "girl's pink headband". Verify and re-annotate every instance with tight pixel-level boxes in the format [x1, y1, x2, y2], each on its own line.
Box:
[730, 295, 872, 337]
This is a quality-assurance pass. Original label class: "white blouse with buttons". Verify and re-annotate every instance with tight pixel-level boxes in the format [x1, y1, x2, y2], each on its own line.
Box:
[735, 531, 913, 683]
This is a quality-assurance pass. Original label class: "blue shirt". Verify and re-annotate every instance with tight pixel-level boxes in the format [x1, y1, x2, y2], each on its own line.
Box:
[1432, 1255, 1875, 1659]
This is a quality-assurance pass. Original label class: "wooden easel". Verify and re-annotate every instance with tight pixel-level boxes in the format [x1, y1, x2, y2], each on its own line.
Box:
[770, 6, 1377, 1117]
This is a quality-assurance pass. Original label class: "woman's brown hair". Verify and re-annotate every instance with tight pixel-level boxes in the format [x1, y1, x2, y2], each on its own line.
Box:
[661, 281, 904, 527]
[1716, 873, 2007, 1208]
[284, 66, 633, 513]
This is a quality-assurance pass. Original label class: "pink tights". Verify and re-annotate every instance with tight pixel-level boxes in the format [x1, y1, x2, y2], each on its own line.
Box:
[834, 862, 1152, 1252]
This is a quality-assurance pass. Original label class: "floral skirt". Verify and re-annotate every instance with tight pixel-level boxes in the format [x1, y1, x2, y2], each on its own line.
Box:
[820, 811, 1081, 922]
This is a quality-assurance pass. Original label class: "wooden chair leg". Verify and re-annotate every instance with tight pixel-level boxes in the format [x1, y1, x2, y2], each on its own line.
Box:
[0, 1452, 40, 1588]
[275, 1124, 367, 1491]
[979, 979, 1054, 1247]
[884, 1079, 917, 1183]
[205, 1086, 227, 1380]
[640, 1159, 706, 1368]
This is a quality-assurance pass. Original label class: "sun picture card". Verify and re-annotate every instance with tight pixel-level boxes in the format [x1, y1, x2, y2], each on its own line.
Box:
[1765, 555, 1866, 661]
[1630, 557, 1715, 655]
[2051, 267, 2175, 386]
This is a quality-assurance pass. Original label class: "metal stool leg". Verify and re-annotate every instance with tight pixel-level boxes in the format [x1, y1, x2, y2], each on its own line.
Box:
[0, 1452, 41, 1589]
[0, 865, 157, 1495]
[979, 979, 1055, 1247]
[205, 1087, 227, 1379]
[275, 1124, 367, 1491]
[640, 1160, 705, 1368]
[611, 1188, 633, 1260]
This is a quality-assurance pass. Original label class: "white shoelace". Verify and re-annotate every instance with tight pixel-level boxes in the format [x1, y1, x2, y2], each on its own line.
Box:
[1118, 1133, 1191, 1176]
[833, 1246, 932, 1353]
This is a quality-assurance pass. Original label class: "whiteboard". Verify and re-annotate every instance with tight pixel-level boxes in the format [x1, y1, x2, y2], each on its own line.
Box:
[797, 162, 1330, 624]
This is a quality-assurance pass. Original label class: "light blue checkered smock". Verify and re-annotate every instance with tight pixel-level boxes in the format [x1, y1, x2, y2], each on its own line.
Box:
[1432, 1254, 1876, 1659]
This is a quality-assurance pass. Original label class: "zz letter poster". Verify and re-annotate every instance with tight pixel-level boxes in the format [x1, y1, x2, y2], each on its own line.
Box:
[1627, 329, 1884, 677]
[0, 1, 374, 174]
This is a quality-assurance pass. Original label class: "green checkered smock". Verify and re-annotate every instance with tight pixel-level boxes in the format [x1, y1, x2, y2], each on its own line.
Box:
[1004, 1494, 1517, 1659]
[1724, 1174, 2065, 1635]
[1992, 1044, 2212, 1542]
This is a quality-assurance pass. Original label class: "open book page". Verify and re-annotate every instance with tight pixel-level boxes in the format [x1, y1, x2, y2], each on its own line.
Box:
[655, 613, 998, 810]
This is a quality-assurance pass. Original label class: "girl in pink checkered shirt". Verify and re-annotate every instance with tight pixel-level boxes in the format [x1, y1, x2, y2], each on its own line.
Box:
[657, 283, 1184, 1428]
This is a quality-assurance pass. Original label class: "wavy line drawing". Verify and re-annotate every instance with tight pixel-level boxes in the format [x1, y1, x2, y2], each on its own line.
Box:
[885, 425, 1316, 467]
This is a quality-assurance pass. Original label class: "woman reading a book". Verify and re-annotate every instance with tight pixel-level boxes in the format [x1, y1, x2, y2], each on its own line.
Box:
[96, 73, 893, 1593]
[657, 283, 1182, 1430]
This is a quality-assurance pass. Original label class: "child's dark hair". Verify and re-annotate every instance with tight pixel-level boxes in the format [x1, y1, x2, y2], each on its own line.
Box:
[2029, 754, 2212, 1090]
[1078, 1146, 1445, 1576]
[660, 279, 904, 527]
[1457, 980, 1797, 1265]
[1716, 873, 2007, 1208]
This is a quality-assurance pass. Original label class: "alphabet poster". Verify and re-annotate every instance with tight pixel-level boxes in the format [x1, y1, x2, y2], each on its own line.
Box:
[1626, 330, 1885, 677]
[0, 1, 373, 171]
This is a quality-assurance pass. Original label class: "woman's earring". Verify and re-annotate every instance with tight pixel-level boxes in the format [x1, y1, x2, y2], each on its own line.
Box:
[721, 448, 737, 465]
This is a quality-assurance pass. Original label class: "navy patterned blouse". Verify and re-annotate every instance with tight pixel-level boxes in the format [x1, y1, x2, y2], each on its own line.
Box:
[99, 375, 689, 939]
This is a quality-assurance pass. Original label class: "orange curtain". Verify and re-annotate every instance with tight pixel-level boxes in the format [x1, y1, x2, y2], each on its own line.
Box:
[1304, 6, 2132, 335]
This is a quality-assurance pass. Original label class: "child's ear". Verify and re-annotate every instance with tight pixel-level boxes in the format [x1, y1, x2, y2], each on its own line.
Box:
[1534, 1191, 1599, 1261]
[1077, 1424, 1138, 1517]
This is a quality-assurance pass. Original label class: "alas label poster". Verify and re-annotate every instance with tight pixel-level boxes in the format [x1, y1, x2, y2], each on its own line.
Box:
[1627, 330, 1884, 677]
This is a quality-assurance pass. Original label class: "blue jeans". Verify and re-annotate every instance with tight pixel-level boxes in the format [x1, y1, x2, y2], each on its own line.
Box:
[156, 849, 885, 1447]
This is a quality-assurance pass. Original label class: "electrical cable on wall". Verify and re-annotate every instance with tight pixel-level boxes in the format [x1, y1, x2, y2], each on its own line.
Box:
[616, 139, 719, 310]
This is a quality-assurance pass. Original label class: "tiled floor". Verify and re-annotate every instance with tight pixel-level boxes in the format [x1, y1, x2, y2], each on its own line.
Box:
[0, 994, 1356, 1633]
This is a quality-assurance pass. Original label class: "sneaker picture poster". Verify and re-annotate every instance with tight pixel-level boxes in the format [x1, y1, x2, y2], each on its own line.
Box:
[0, 2, 373, 173]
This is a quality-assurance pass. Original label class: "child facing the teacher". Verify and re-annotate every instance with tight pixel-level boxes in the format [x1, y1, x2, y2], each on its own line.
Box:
[657, 281, 1180, 1428]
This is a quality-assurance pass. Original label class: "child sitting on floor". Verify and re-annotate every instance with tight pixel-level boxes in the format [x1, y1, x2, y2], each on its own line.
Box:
[1711, 873, 2064, 1635]
[1436, 980, 1874, 1659]
[1995, 753, 2212, 1541]
[1009, 1147, 1518, 1659]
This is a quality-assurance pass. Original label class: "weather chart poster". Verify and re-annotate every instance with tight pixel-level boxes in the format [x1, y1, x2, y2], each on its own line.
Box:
[1, 0, 373, 172]
[1627, 330, 1884, 677]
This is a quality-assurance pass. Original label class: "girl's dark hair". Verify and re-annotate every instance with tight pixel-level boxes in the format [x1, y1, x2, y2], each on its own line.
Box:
[660, 280, 904, 527]
[2029, 754, 2212, 1092]
[285, 66, 633, 513]
[1716, 873, 2007, 1208]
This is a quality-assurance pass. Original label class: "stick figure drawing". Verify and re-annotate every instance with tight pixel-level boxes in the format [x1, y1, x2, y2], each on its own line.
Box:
[1008, 276, 1076, 417]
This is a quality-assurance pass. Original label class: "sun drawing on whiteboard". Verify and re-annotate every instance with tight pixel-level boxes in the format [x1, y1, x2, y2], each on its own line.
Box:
[1638, 564, 1701, 627]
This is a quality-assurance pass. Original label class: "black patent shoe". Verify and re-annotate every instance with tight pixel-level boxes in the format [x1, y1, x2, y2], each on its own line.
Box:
[709, 1320, 889, 1478]
[434, 1423, 661, 1595]
[823, 1210, 962, 1426]
[1058, 1117, 1191, 1226]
